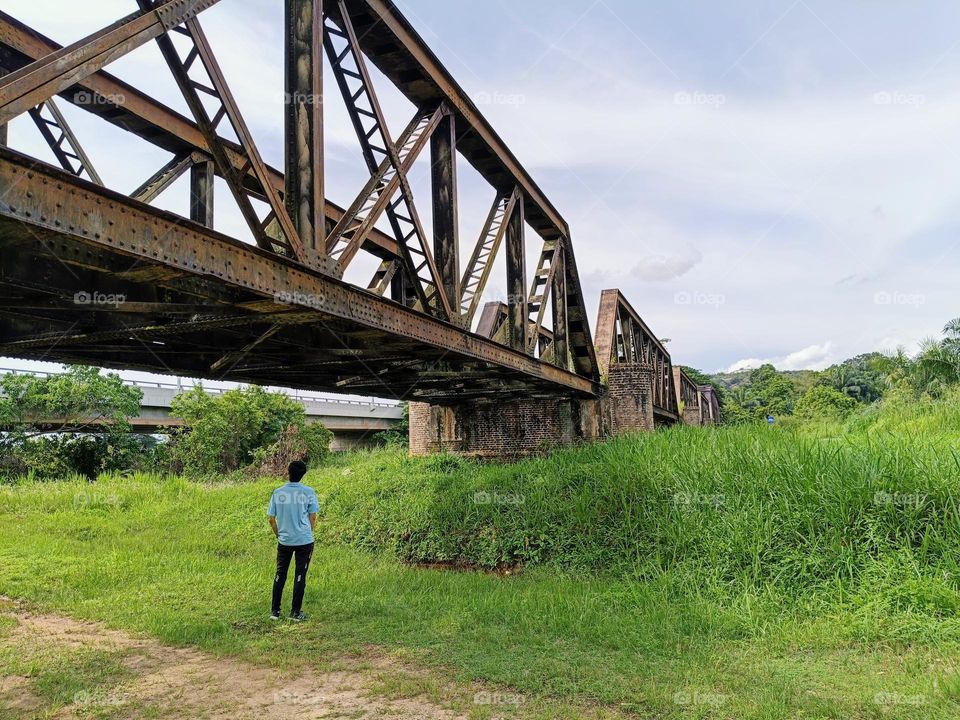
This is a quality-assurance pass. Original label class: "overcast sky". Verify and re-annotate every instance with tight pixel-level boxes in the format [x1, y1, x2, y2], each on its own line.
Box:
[4, 0, 960, 378]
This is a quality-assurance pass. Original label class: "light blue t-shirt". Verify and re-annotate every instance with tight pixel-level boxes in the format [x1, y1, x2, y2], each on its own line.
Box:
[267, 483, 319, 546]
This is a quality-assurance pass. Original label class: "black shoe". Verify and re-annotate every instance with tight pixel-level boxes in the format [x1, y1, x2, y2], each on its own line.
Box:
[290, 611, 307, 622]
[269, 610, 281, 620]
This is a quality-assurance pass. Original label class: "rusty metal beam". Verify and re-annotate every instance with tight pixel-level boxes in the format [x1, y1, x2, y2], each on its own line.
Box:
[323, 2, 451, 319]
[0, 10, 401, 261]
[27, 97, 102, 184]
[0, 148, 600, 398]
[505, 196, 527, 352]
[432, 109, 459, 321]
[459, 189, 518, 325]
[550, 244, 569, 370]
[131, 153, 193, 204]
[340, 0, 568, 240]
[0, 0, 221, 125]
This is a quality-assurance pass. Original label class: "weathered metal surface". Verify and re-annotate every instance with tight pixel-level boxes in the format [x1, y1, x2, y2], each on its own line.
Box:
[285, 0, 325, 254]
[0, 0, 222, 125]
[0, 10, 401, 260]
[27, 97, 102, 184]
[0, 149, 600, 399]
[0, 0, 614, 401]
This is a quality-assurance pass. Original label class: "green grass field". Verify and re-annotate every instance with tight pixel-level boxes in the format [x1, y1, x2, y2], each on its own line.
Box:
[2, 399, 960, 718]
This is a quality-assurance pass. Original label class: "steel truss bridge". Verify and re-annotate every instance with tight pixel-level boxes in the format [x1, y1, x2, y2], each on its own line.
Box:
[0, 0, 698, 423]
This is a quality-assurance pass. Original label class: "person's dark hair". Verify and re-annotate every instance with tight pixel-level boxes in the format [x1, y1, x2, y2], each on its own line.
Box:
[288, 460, 307, 483]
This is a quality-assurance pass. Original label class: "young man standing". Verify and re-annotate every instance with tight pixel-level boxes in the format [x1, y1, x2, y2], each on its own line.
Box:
[267, 460, 319, 621]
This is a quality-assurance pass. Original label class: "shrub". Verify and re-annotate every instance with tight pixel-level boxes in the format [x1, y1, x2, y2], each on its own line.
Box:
[168, 385, 331, 476]
[795, 384, 858, 420]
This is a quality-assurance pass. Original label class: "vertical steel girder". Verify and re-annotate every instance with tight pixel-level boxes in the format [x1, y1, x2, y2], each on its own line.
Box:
[550, 246, 569, 370]
[459, 188, 520, 325]
[27, 97, 102, 184]
[322, 1, 452, 320]
[190, 158, 215, 228]
[505, 196, 527, 352]
[285, 0, 325, 255]
[0, 0, 222, 126]
[136, 0, 309, 265]
[431, 110, 460, 322]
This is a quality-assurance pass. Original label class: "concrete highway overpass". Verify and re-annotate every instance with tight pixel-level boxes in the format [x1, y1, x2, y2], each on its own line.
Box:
[2, 368, 404, 451]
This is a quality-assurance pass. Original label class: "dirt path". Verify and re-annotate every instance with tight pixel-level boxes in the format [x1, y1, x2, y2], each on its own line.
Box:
[0, 606, 469, 719]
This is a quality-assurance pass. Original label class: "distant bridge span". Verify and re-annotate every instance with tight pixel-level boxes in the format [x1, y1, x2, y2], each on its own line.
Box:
[0, 1, 716, 456]
[0, 368, 404, 450]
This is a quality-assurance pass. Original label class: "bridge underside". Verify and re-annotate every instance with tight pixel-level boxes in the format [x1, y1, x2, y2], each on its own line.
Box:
[0, 150, 598, 402]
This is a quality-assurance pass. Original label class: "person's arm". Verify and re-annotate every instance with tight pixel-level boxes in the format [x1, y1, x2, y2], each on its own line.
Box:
[268, 492, 279, 538]
[307, 490, 320, 532]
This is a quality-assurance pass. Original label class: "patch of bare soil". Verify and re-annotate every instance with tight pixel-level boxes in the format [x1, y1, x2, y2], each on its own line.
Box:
[0, 606, 467, 719]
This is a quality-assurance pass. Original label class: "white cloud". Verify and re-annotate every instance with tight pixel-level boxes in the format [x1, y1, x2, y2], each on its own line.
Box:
[630, 247, 703, 282]
[724, 342, 837, 373]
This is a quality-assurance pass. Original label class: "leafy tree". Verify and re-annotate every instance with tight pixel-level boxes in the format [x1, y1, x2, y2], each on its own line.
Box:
[795, 385, 858, 420]
[822, 354, 886, 403]
[0, 367, 142, 480]
[747, 364, 798, 419]
[168, 385, 331, 475]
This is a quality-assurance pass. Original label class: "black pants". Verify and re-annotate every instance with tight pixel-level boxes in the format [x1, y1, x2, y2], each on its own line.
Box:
[272, 542, 314, 614]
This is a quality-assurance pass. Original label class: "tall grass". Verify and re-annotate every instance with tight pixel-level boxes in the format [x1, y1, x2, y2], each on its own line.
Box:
[3, 397, 960, 717]
[308, 405, 960, 619]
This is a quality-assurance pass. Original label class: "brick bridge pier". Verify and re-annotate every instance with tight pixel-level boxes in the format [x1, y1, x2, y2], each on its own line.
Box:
[410, 290, 719, 458]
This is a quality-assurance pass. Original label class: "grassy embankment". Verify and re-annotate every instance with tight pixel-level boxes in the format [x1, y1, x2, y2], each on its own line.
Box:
[2, 393, 960, 718]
